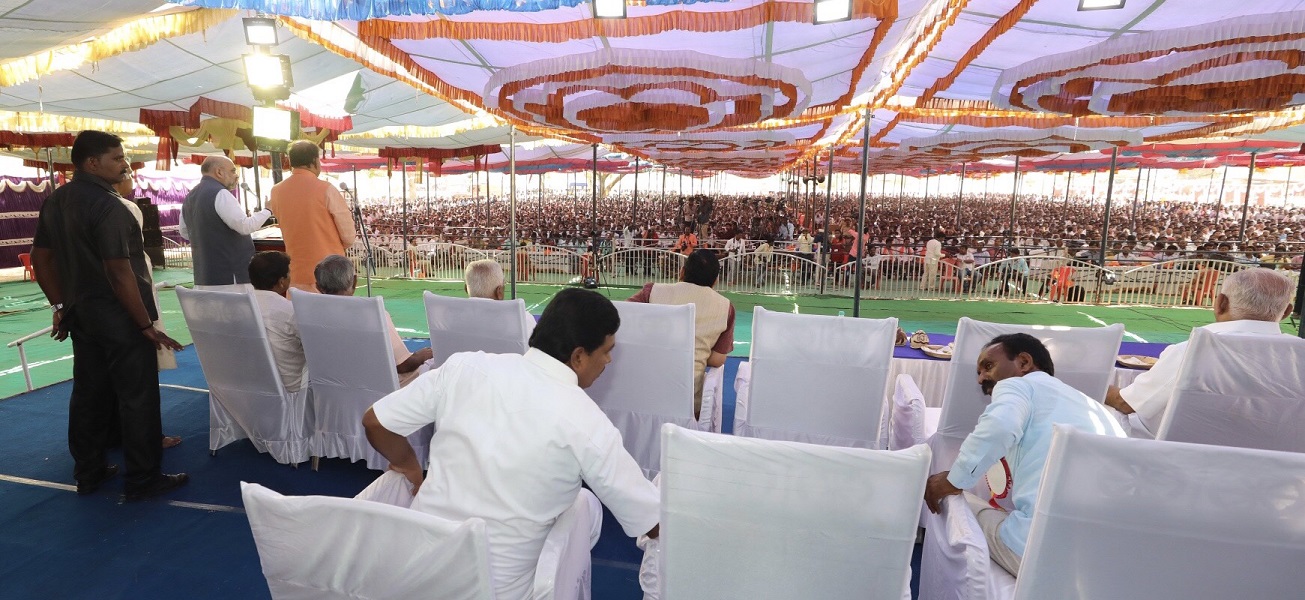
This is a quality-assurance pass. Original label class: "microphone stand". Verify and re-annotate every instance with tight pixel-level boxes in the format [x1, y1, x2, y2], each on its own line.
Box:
[344, 184, 374, 297]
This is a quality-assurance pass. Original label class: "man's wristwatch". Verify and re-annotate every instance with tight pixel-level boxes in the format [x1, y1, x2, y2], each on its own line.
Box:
[50, 303, 63, 313]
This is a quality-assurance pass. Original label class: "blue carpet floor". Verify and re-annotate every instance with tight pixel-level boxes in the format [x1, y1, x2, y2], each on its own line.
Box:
[0, 344, 921, 599]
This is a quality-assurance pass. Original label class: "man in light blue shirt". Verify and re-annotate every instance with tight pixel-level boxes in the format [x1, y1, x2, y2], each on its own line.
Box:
[924, 333, 1125, 576]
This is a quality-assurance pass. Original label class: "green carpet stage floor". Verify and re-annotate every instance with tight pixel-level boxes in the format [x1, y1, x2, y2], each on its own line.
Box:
[2, 271, 1292, 400]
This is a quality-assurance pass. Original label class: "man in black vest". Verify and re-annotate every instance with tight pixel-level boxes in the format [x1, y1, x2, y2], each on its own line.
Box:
[31, 130, 189, 501]
[180, 156, 270, 289]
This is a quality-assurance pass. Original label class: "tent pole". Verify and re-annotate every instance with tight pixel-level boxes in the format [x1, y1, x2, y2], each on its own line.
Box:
[1215, 164, 1229, 221]
[251, 149, 262, 210]
[633, 157, 640, 223]
[1285, 165, 1294, 207]
[1131, 167, 1143, 234]
[955, 163, 965, 233]
[401, 160, 409, 278]
[591, 144, 599, 274]
[1238, 152, 1257, 241]
[820, 155, 834, 294]
[1064, 171, 1072, 213]
[853, 108, 871, 317]
[1008, 155, 1020, 234]
[509, 126, 518, 299]
[1100, 147, 1119, 267]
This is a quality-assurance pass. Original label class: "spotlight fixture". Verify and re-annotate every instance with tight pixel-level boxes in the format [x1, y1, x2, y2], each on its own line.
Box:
[242, 16, 279, 47]
[1077, 0, 1126, 11]
[243, 53, 294, 102]
[592, 0, 626, 19]
[813, 0, 852, 24]
[252, 106, 299, 151]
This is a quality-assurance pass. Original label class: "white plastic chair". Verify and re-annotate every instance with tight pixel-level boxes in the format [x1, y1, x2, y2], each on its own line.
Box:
[353, 471, 596, 600]
[423, 292, 530, 370]
[586, 302, 701, 478]
[176, 286, 311, 465]
[734, 308, 898, 447]
[291, 291, 431, 470]
[241, 481, 496, 600]
[1014, 426, 1305, 599]
[1156, 328, 1305, 452]
[928, 317, 1124, 469]
[657, 424, 930, 600]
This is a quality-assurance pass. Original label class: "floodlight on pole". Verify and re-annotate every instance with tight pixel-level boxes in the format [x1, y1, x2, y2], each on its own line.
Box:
[813, 0, 852, 24]
[242, 53, 293, 102]
[592, 0, 626, 19]
[1078, 0, 1126, 10]
[252, 106, 299, 152]
[242, 16, 279, 46]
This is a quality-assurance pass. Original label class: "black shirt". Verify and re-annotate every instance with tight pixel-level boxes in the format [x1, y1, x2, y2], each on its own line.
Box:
[32, 171, 157, 320]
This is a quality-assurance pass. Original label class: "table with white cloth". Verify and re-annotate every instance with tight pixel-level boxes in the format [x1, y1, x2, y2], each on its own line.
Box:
[886, 334, 1160, 407]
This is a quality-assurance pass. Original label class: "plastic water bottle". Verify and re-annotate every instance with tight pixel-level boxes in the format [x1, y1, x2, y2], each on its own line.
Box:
[838, 310, 845, 318]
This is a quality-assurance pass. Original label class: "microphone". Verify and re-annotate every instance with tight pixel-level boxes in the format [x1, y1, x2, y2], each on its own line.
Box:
[241, 182, 255, 196]
[339, 182, 350, 192]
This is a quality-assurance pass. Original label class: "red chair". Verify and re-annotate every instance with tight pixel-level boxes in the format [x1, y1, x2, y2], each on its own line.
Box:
[19, 252, 35, 282]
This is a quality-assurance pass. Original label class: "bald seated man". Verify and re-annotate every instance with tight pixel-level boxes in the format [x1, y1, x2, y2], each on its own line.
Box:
[464, 258, 536, 339]
[180, 156, 271, 290]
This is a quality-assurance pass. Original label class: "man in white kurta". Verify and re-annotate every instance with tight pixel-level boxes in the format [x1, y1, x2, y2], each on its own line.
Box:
[364, 288, 659, 600]
[1105, 267, 1295, 437]
[925, 333, 1125, 576]
[248, 251, 307, 392]
[922, 232, 943, 290]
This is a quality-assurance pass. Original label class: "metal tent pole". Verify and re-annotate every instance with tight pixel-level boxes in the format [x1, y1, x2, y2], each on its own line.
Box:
[955, 163, 966, 232]
[853, 109, 871, 317]
[1099, 147, 1119, 267]
[1130, 167, 1143, 234]
[1008, 155, 1020, 234]
[632, 157, 639, 223]
[401, 160, 409, 277]
[591, 144, 599, 271]
[1238, 152, 1257, 241]
[1215, 164, 1229, 220]
[509, 127, 518, 299]
[1285, 165, 1293, 207]
[820, 154, 834, 295]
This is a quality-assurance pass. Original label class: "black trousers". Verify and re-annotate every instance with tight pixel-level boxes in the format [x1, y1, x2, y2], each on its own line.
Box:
[67, 303, 162, 487]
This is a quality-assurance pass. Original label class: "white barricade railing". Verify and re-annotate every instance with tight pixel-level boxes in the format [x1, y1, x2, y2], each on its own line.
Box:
[1105, 259, 1249, 307]
[495, 245, 584, 286]
[7, 326, 54, 392]
[718, 252, 824, 296]
[596, 249, 685, 287]
[163, 237, 192, 269]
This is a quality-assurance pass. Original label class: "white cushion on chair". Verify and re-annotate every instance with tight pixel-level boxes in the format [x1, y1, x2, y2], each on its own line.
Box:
[735, 307, 898, 447]
[585, 302, 698, 478]
[292, 291, 430, 470]
[657, 424, 929, 600]
[176, 287, 311, 465]
[1156, 327, 1305, 451]
[423, 292, 530, 370]
[242, 481, 495, 600]
[918, 495, 1016, 600]
[889, 374, 927, 451]
[697, 365, 724, 432]
[1015, 426, 1305, 600]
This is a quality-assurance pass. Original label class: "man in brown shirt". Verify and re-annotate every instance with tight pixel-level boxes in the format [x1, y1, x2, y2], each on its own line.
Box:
[268, 141, 356, 291]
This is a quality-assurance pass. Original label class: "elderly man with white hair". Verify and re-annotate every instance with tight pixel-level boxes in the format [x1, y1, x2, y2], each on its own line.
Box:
[464, 258, 536, 338]
[1105, 267, 1296, 438]
[315, 255, 432, 387]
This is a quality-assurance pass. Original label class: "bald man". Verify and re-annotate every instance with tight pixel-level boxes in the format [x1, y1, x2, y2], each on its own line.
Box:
[180, 156, 271, 290]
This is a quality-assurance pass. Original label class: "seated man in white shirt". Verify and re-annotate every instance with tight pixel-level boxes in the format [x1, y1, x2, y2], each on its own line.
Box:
[314, 255, 432, 387]
[248, 251, 307, 392]
[1104, 267, 1295, 438]
[464, 258, 535, 339]
[362, 288, 659, 600]
[924, 333, 1125, 577]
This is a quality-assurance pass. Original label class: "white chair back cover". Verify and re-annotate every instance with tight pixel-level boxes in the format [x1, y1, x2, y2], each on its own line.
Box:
[737, 308, 898, 447]
[889, 374, 928, 451]
[423, 292, 530, 370]
[918, 494, 1017, 600]
[1015, 427, 1305, 600]
[291, 291, 429, 470]
[585, 302, 697, 478]
[241, 482, 496, 600]
[1156, 328, 1305, 452]
[532, 489, 598, 600]
[176, 286, 310, 465]
[658, 424, 930, 600]
[936, 317, 1124, 443]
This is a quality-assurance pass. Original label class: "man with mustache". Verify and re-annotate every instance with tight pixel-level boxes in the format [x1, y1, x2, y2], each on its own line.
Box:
[30, 130, 189, 501]
[923, 333, 1124, 576]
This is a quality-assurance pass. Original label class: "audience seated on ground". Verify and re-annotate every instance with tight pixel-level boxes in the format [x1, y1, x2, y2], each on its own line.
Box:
[361, 288, 658, 600]
[248, 251, 307, 393]
[314, 255, 432, 388]
[923, 333, 1125, 577]
[627, 248, 735, 417]
[464, 258, 536, 339]
[1104, 268, 1295, 438]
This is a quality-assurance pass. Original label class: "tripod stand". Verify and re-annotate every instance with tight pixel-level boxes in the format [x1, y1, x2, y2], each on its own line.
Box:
[341, 182, 374, 297]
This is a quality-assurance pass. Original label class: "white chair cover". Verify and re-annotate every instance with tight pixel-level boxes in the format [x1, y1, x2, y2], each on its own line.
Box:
[1015, 426, 1305, 600]
[585, 302, 698, 478]
[176, 287, 310, 465]
[889, 374, 928, 451]
[291, 291, 430, 470]
[658, 424, 930, 600]
[734, 308, 898, 447]
[1156, 328, 1305, 452]
[423, 292, 530, 369]
[241, 481, 496, 600]
[931, 317, 1124, 469]
[918, 495, 1017, 600]
[697, 365, 724, 433]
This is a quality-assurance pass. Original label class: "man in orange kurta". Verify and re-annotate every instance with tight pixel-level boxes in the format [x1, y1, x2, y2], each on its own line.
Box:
[268, 141, 356, 291]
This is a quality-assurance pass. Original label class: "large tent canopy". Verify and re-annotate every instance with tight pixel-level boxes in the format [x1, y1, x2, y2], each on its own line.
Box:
[2, 0, 1305, 176]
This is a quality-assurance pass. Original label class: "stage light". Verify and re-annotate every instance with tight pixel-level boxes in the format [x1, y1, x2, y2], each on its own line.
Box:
[813, 0, 852, 24]
[1078, 0, 1126, 10]
[593, 0, 626, 19]
[242, 16, 279, 47]
[243, 53, 294, 102]
[252, 106, 299, 152]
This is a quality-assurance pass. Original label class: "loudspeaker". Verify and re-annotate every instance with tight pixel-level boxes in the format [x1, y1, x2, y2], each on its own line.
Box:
[135, 198, 165, 267]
